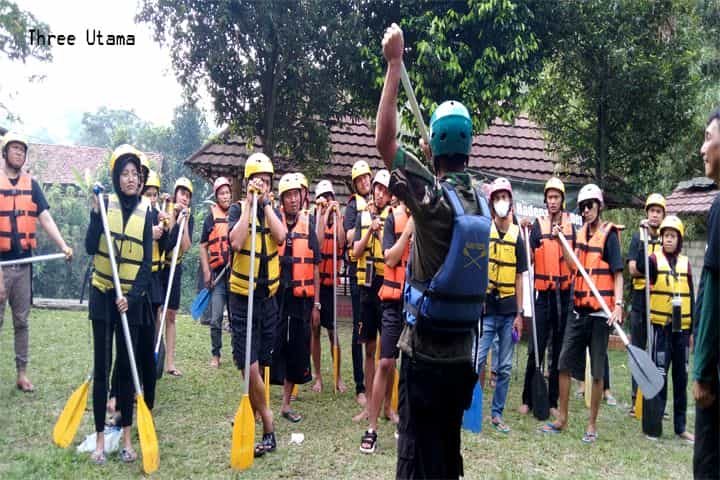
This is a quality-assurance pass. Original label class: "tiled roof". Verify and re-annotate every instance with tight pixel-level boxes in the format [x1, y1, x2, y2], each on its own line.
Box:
[25, 143, 163, 186]
[666, 177, 718, 215]
[184, 115, 591, 205]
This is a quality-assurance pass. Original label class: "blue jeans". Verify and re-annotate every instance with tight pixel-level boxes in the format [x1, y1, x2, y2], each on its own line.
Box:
[478, 313, 515, 419]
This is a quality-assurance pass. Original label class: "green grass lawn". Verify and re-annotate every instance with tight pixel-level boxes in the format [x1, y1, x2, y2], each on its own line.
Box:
[0, 309, 695, 479]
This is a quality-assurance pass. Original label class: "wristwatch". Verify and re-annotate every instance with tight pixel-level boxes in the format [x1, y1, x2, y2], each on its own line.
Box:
[314, 302, 322, 311]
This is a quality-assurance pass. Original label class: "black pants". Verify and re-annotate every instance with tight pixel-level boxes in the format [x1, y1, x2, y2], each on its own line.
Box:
[653, 325, 690, 435]
[396, 353, 477, 479]
[350, 278, 365, 395]
[694, 377, 720, 479]
[630, 307, 647, 402]
[522, 289, 570, 409]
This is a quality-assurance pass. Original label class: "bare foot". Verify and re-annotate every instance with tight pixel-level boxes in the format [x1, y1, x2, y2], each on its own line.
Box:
[209, 356, 220, 368]
[356, 392, 367, 407]
[384, 410, 399, 425]
[518, 404, 529, 415]
[550, 407, 560, 418]
[336, 379, 348, 393]
[352, 409, 369, 422]
[678, 431, 695, 444]
[311, 379, 323, 393]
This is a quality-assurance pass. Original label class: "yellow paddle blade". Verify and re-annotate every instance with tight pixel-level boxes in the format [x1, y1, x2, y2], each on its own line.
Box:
[292, 384, 299, 398]
[391, 368, 399, 412]
[137, 395, 159, 474]
[52, 379, 90, 448]
[333, 345, 339, 394]
[584, 350, 592, 409]
[231, 394, 255, 471]
[635, 390, 644, 420]
[264, 366, 270, 407]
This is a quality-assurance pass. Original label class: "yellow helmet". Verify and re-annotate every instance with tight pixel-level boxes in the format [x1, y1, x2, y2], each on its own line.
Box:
[174, 176, 193, 196]
[351, 160, 371, 182]
[295, 172, 308, 189]
[659, 215, 684, 238]
[645, 193, 666, 212]
[145, 170, 161, 190]
[278, 173, 303, 196]
[244, 152, 274, 179]
[109, 144, 143, 173]
[544, 177, 566, 196]
[1, 132, 29, 158]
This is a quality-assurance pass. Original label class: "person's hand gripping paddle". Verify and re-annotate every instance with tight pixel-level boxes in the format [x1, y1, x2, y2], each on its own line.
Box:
[94, 184, 159, 474]
[557, 232, 663, 399]
[525, 226, 550, 420]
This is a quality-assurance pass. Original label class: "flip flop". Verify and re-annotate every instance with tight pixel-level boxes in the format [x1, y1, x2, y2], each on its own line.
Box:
[90, 451, 106, 465]
[540, 423, 563, 434]
[281, 409, 302, 423]
[581, 431, 598, 444]
[166, 369, 183, 377]
[491, 420, 511, 434]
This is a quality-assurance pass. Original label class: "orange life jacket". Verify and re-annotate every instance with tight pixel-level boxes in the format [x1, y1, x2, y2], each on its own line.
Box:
[278, 211, 315, 298]
[574, 221, 618, 311]
[534, 213, 574, 291]
[319, 215, 343, 287]
[0, 173, 37, 252]
[378, 205, 410, 302]
[207, 205, 229, 270]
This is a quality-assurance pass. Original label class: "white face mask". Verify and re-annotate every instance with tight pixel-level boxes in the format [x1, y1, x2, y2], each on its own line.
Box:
[494, 199, 510, 218]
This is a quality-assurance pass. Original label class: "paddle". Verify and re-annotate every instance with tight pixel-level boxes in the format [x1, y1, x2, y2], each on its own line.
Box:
[584, 350, 592, 408]
[52, 374, 91, 448]
[231, 192, 258, 471]
[399, 62, 430, 145]
[0, 252, 66, 267]
[641, 225, 663, 437]
[525, 226, 549, 420]
[557, 232, 663, 399]
[332, 210, 340, 394]
[94, 184, 159, 474]
[191, 265, 229, 320]
[153, 210, 187, 363]
[635, 226, 652, 419]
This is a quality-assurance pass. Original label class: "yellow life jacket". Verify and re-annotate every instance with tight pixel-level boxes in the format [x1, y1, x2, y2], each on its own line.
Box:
[164, 206, 191, 267]
[649, 251, 692, 329]
[356, 205, 389, 286]
[229, 203, 280, 297]
[91, 194, 147, 294]
[487, 222, 519, 298]
[347, 194, 367, 264]
[633, 228, 662, 291]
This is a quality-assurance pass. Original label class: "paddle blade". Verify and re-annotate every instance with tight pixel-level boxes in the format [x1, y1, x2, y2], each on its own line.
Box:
[137, 395, 159, 474]
[52, 379, 89, 448]
[332, 345, 339, 395]
[231, 395, 255, 471]
[626, 344, 663, 399]
[584, 351, 592, 409]
[391, 368, 399, 412]
[462, 380, 483, 434]
[531, 369, 550, 421]
[191, 288, 210, 320]
[291, 384, 299, 398]
[264, 366, 270, 407]
[635, 389, 643, 420]
[642, 392, 664, 438]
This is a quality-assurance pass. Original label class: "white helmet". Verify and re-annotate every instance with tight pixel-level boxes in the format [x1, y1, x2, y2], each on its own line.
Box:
[577, 183, 604, 207]
[315, 179, 334, 199]
[372, 169, 391, 189]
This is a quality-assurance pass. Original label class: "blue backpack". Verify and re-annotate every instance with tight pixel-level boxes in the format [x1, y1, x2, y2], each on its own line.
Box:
[404, 183, 491, 333]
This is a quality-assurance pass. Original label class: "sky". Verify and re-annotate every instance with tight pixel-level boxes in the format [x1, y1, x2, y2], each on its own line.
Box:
[2, 0, 203, 145]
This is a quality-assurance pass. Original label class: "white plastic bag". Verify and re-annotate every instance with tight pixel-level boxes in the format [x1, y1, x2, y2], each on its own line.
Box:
[77, 426, 121, 454]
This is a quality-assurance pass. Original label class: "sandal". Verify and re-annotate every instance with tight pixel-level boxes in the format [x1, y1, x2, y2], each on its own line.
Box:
[491, 418, 510, 433]
[581, 431, 598, 444]
[540, 423, 563, 434]
[119, 448, 137, 463]
[166, 369, 183, 377]
[281, 409, 302, 423]
[604, 394, 617, 406]
[254, 432, 277, 457]
[360, 429, 378, 454]
[90, 451, 106, 465]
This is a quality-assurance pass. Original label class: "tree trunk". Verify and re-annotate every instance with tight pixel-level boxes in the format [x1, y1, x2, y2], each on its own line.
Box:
[261, 45, 281, 158]
[595, 65, 608, 188]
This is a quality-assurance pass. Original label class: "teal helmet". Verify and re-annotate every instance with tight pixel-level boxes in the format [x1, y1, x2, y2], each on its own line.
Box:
[429, 101, 473, 158]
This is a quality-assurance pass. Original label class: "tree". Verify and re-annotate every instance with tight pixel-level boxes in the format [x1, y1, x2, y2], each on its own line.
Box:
[138, 0, 368, 167]
[527, 0, 705, 194]
[77, 107, 152, 148]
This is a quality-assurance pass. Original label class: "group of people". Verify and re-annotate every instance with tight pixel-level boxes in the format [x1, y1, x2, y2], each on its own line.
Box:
[0, 22, 717, 479]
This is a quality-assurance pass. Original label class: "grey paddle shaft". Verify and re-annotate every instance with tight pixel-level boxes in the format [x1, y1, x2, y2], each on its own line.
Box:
[0, 252, 65, 267]
[557, 232, 630, 344]
[94, 186, 142, 395]
[212, 264, 229, 289]
[524, 227, 540, 368]
[333, 209, 338, 348]
[154, 212, 187, 355]
[399, 62, 430, 145]
[243, 194, 259, 395]
[642, 228, 652, 353]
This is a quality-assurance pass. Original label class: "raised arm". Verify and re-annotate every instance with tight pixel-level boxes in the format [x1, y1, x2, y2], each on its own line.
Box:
[375, 24, 404, 167]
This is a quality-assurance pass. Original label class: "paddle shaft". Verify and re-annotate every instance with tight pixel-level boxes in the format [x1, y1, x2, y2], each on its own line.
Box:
[333, 210, 338, 348]
[557, 232, 629, 344]
[524, 227, 541, 368]
[642, 227, 652, 353]
[0, 252, 66, 267]
[95, 187, 143, 395]
[243, 194, 259, 395]
[399, 62, 429, 145]
[154, 212, 187, 354]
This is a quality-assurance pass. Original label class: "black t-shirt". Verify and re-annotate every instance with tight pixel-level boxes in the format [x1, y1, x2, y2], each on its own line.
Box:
[0, 177, 50, 261]
[485, 226, 528, 316]
[382, 213, 397, 252]
[343, 196, 365, 278]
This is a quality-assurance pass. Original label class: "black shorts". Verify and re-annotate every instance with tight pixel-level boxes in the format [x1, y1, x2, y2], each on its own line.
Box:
[271, 293, 312, 385]
[359, 278, 382, 343]
[161, 263, 183, 311]
[149, 270, 165, 308]
[319, 285, 336, 330]
[380, 301, 403, 359]
[558, 311, 610, 380]
[229, 293, 278, 370]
